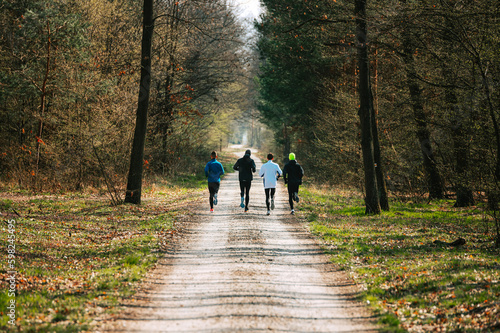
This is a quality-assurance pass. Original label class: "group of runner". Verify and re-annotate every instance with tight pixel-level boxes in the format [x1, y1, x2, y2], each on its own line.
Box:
[204, 150, 304, 215]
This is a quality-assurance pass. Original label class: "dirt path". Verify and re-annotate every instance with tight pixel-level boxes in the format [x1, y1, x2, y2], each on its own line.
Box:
[100, 148, 378, 332]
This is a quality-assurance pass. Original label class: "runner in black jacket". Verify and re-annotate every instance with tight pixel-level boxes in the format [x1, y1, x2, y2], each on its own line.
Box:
[283, 153, 304, 215]
[233, 149, 256, 212]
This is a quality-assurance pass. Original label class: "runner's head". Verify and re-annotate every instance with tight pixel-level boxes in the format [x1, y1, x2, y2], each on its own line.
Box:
[289, 153, 295, 161]
[211, 151, 217, 159]
[267, 153, 274, 160]
[245, 149, 251, 156]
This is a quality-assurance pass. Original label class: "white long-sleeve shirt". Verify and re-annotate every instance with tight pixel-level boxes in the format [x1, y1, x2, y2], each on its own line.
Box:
[259, 160, 283, 189]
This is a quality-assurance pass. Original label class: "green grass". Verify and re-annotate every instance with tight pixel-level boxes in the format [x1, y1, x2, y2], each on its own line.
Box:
[297, 185, 500, 332]
[0, 180, 204, 332]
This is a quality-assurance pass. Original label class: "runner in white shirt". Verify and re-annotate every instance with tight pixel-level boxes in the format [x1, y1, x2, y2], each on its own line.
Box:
[259, 153, 283, 215]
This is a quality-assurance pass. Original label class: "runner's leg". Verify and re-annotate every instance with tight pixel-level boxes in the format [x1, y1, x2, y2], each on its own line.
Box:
[288, 183, 299, 209]
[213, 182, 220, 205]
[208, 183, 216, 209]
[265, 188, 270, 210]
[270, 188, 276, 210]
[245, 182, 251, 209]
[239, 181, 245, 208]
[239, 181, 245, 198]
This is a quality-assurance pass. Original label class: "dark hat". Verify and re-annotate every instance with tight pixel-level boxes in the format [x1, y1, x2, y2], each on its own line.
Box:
[245, 149, 251, 156]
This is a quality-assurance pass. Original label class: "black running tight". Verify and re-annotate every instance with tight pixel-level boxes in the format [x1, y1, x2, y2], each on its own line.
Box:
[264, 188, 276, 210]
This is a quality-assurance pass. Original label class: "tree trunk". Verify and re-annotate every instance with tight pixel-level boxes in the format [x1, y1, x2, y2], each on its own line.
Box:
[480, 64, 500, 182]
[35, 21, 52, 190]
[401, 22, 443, 200]
[438, 14, 474, 207]
[481, 64, 500, 212]
[371, 47, 389, 210]
[124, 0, 154, 204]
[445, 80, 474, 207]
[355, 0, 380, 214]
[283, 123, 291, 161]
[370, 88, 389, 211]
[452, 121, 474, 207]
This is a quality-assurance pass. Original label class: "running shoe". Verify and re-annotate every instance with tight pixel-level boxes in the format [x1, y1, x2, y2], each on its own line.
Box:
[210, 208, 214, 212]
[214, 194, 218, 205]
[240, 197, 245, 208]
[271, 198, 275, 210]
[291, 209, 295, 215]
[266, 210, 271, 216]
[294, 192, 299, 202]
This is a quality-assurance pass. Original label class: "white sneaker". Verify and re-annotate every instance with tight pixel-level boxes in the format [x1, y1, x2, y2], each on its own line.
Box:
[266, 210, 271, 216]
[271, 198, 275, 210]
[291, 209, 295, 215]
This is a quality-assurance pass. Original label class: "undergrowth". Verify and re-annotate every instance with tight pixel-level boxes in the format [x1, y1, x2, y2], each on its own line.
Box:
[298, 185, 500, 332]
[0, 180, 204, 332]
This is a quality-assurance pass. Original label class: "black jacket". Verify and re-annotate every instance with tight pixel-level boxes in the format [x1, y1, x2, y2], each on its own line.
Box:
[233, 151, 256, 181]
[283, 160, 304, 185]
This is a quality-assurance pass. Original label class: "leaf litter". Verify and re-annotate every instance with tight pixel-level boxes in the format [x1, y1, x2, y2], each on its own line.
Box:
[299, 186, 500, 332]
[0, 184, 203, 332]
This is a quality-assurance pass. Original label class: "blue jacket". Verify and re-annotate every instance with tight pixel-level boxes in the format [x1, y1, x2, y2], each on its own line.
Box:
[204, 158, 225, 183]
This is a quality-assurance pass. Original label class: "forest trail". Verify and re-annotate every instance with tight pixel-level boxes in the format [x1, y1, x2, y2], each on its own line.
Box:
[100, 147, 378, 332]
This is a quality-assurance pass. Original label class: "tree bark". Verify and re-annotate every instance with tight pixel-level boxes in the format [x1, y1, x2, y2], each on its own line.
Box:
[480, 65, 500, 182]
[445, 79, 474, 207]
[35, 21, 52, 189]
[438, 14, 474, 207]
[370, 88, 389, 211]
[355, 0, 380, 214]
[401, 20, 443, 200]
[125, 0, 154, 204]
[371, 47, 389, 210]
[481, 64, 500, 212]
[283, 123, 291, 161]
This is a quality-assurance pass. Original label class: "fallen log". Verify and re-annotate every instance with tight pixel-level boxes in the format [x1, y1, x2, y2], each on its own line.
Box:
[433, 238, 466, 247]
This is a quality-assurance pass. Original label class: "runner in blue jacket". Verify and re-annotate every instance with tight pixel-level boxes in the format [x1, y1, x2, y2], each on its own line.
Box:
[204, 151, 225, 212]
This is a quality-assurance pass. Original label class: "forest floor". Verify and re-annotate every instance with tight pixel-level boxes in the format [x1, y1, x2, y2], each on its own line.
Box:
[0, 146, 499, 332]
[0, 171, 208, 332]
[298, 187, 500, 332]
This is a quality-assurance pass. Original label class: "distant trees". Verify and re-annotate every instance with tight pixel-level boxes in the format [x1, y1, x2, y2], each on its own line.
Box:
[2, 0, 498, 214]
[0, 0, 250, 197]
[256, 0, 500, 211]
[1, 0, 104, 190]
[148, 0, 248, 176]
